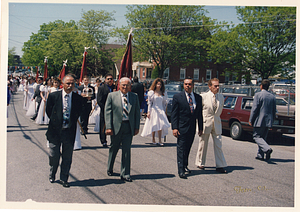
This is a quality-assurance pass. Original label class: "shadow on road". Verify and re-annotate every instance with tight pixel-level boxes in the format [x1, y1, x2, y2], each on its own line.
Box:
[189, 165, 254, 176]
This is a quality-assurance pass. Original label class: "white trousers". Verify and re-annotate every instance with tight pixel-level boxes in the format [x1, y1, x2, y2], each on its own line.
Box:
[195, 124, 227, 168]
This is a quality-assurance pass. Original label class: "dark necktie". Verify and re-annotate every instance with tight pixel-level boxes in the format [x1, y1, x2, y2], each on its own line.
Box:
[123, 94, 129, 119]
[188, 93, 194, 113]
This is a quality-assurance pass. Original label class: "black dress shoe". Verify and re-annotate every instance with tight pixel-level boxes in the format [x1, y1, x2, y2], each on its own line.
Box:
[179, 173, 187, 179]
[103, 143, 108, 148]
[265, 149, 273, 161]
[49, 177, 55, 183]
[255, 157, 264, 161]
[185, 167, 192, 173]
[121, 176, 132, 182]
[30, 117, 36, 121]
[107, 170, 113, 176]
[216, 168, 227, 174]
[59, 180, 70, 188]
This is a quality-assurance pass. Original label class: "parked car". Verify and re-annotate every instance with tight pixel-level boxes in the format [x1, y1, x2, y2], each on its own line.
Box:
[166, 90, 181, 121]
[221, 94, 295, 140]
[276, 96, 295, 116]
[165, 84, 183, 91]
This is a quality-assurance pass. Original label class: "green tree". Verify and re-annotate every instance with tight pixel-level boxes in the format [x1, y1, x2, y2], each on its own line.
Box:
[207, 6, 296, 80]
[124, 5, 214, 78]
[79, 9, 116, 77]
[8, 47, 17, 66]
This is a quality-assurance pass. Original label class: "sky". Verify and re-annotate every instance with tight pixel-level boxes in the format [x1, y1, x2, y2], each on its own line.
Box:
[8, 3, 241, 57]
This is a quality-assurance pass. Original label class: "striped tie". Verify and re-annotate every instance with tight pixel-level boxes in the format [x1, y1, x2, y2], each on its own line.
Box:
[123, 94, 129, 119]
[188, 93, 194, 113]
[213, 95, 217, 113]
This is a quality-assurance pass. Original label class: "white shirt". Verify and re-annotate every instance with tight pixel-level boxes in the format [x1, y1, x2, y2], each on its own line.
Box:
[185, 91, 196, 109]
[208, 90, 217, 107]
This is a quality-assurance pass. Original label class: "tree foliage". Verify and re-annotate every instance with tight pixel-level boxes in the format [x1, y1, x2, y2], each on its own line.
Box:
[124, 5, 215, 78]
[22, 10, 116, 78]
[8, 47, 17, 66]
[207, 6, 296, 80]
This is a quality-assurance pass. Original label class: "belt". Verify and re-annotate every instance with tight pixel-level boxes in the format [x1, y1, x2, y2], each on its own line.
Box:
[122, 120, 129, 123]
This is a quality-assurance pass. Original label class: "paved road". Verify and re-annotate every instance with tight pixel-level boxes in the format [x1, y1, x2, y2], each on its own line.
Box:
[6, 91, 295, 210]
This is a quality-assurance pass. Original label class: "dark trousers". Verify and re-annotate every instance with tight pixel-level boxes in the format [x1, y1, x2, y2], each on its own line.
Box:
[80, 103, 92, 132]
[99, 109, 107, 144]
[253, 127, 270, 158]
[48, 128, 74, 182]
[177, 129, 195, 174]
[32, 100, 41, 120]
[107, 121, 132, 178]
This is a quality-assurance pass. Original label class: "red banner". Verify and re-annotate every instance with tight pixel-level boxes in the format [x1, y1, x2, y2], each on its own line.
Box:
[117, 32, 133, 90]
[36, 67, 39, 82]
[44, 58, 48, 81]
[79, 50, 88, 83]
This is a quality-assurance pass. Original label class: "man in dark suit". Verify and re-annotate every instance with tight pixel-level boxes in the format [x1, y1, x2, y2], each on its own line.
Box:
[171, 77, 203, 179]
[78, 76, 95, 134]
[249, 79, 276, 162]
[30, 76, 43, 121]
[131, 76, 144, 119]
[46, 74, 84, 188]
[105, 77, 140, 182]
[97, 74, 115, 147]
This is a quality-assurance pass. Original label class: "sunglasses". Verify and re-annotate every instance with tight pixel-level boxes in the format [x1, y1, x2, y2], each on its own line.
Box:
[106, 78, 113, 80]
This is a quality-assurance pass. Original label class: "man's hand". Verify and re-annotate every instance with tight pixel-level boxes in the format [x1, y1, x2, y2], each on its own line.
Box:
[198, 130, 203, 136]
[106, 129, 113, 135]
[248, 122, 252, 126]
[173, 129, 180, 138]
[134, 129, 139, 136]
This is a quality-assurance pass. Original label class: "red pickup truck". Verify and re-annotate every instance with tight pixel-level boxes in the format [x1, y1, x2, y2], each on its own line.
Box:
[221, 94, 295, 140]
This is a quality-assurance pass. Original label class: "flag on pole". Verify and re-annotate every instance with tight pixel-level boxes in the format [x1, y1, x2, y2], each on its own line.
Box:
[35, 67, 39, 82]
[117, 28, 133, 90]
[59, 60, 67, 80]
[79, 47, 89, 83]
[44, 57, 48, 81]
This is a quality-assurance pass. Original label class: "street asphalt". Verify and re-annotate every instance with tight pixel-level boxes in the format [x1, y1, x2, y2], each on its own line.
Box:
[5, 91, 296, 211]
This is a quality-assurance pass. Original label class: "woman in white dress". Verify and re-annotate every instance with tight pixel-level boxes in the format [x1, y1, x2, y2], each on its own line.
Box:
[90, 78, 101, 132]
[36, 77, 52, 125]
[25, 78, 36, 116]
[141, 78, 170, 146]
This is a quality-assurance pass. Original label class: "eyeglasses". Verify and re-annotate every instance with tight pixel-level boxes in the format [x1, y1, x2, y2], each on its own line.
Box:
[65, 83, 74, 85]
[106, 78, 113, 80]
[121, 84, 130, 87]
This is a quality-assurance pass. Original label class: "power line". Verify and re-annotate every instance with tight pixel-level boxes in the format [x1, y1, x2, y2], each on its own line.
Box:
[9, 39, 24, 45]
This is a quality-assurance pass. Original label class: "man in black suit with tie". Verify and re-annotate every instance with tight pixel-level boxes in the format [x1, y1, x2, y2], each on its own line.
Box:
[30, 76, 43, 121]
[97, 74, 115, 147]
[171, 77, 203, 179]
[78, 76, 95, 134]
[46, 74, 84, 187]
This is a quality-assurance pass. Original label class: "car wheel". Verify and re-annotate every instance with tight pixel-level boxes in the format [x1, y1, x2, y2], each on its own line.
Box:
[230, 121, 243, 140]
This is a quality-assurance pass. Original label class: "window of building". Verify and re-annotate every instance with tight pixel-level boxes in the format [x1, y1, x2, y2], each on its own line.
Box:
[163, 68, 169, 79]
[180, 68, 186, 79]
[143, 68, 145, 77]
[206, 69, 212, 81]
[194, 69, 199, 80]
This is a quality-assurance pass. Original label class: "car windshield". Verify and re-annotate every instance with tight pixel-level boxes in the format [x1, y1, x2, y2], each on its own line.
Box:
[167, 91, 179, 98]
[165, 85, 180, 91]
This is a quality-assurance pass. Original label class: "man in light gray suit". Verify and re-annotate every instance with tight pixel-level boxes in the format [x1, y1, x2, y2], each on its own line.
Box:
[249, 79, 276, 161]
[105, 77, 140, 182]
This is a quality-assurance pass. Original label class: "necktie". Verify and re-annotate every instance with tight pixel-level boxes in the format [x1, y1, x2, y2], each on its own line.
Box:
[123, 94, 129, 119]
[213, 94, 217, 113]
[63, 94, 70, 128]
[188, 93, 194, 113]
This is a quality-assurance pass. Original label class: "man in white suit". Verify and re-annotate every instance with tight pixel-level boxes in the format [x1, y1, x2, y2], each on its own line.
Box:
[195, 78, 227, 173]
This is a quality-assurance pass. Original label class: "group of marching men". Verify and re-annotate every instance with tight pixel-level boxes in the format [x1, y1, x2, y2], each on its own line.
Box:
[18, 74, 104, 150]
